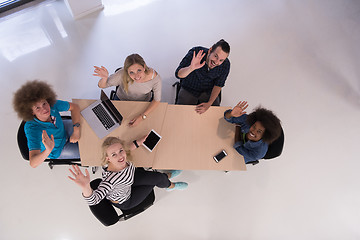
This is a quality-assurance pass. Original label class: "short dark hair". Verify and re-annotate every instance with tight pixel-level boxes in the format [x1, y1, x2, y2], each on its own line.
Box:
[246, 107, 282, 144]
[13, 80, 57, 121]
[210, 39, 230, 54]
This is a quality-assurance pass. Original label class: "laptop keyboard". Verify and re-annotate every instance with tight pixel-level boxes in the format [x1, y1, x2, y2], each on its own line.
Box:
[92, 104, 115, 130]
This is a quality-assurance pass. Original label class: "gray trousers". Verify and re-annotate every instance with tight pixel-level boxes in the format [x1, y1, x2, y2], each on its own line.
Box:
[176, 87, 220, 106]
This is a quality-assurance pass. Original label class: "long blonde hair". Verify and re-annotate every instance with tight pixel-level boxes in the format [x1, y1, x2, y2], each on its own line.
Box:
[122, 54, 150, 93]
[101, 137, 132, 166]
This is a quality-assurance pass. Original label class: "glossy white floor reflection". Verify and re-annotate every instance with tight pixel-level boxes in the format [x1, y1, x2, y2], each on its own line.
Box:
[1, 0, 360, 239]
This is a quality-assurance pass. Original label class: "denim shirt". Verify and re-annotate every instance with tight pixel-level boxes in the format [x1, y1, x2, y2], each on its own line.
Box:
[224, 110, 268, 163]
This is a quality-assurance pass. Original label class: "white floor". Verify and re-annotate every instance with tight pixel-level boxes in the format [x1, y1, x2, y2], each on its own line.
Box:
[1, 0, 360, 239]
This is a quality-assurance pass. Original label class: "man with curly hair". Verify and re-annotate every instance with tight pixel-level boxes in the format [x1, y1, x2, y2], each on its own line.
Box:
[224, 101, 282, 163]
[13, 80, 81, 168]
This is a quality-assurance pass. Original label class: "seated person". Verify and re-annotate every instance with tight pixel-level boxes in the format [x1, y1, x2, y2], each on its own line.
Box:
[13, 80, 81, 168]
[175, 39, 230, 114]
[224, 101, 282, 163]
[94, 53, 161, 127]
[68, 136, 187, 210]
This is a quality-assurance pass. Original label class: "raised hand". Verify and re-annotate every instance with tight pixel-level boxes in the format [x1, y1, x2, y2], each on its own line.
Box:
[93, 66, 109, 79]
[231, 101, 248, 117]
[68, 165, 90, 188]
[42, 130, 55, 151]
[190, 50, 206, 70]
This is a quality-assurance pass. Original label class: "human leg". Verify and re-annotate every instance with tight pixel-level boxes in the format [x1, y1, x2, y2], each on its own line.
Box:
[132, 168, 171, 188]
[58, 118, 80, 159]
[198, 92, 220, 106]
[176, 87, 199, 105]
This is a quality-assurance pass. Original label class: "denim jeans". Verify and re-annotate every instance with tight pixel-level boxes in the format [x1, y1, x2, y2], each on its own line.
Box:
[57, 118, 80, 159]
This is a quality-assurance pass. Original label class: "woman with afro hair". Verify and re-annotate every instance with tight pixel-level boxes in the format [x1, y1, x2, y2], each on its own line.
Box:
[224, 101, 282, 163]
[13, 80, 81, 168]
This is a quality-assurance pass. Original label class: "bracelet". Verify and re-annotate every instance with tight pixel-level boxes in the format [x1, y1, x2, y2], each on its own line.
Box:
[133, 140, 139, 148]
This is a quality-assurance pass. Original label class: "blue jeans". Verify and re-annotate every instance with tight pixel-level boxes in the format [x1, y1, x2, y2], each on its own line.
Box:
[57, 118, 80, 159]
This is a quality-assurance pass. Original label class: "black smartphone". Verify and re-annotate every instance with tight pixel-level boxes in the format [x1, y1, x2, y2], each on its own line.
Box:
[143, 129, 162, 152]
[213, 150, 227, 163]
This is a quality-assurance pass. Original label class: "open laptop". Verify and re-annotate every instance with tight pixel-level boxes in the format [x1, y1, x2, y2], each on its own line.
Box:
[81, 90, 123, 139]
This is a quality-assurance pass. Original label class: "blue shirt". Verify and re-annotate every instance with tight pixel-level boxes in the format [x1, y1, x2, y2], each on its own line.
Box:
[175, 46, 230, 97]
[24, 100, 70, 159]
[224, 110, 268, 163]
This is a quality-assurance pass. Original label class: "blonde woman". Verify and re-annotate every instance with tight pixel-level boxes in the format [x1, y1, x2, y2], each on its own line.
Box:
[94, 54, 161, 127]
[68, 136, 187, 210]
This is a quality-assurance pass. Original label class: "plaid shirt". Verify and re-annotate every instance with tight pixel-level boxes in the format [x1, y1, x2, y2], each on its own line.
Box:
[175, 46, 230, 97]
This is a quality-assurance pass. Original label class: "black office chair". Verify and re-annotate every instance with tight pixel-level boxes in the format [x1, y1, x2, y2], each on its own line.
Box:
[17, 116, 81, 169]
[235, 126, 285, 165]
[172, 80, 222, 105]
[89, 176, 155, 226]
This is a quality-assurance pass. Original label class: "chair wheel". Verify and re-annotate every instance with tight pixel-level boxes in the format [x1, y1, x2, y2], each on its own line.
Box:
[48, 162, 54, 169]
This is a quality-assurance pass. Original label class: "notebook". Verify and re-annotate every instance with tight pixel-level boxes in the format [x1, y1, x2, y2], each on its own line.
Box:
[81, 90, 123, 139]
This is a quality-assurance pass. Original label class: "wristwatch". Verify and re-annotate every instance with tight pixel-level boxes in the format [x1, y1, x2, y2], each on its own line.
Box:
[142, 114, 147, 120]
[73, 123, 80, 127]
[133, 140, 139, 148]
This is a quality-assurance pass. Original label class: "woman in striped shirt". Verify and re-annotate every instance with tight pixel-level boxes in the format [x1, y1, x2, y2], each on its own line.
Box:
[68, 136, 187, 210]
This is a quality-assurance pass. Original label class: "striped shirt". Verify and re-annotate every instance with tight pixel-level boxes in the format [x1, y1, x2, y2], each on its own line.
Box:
[84, 162, 135, 206]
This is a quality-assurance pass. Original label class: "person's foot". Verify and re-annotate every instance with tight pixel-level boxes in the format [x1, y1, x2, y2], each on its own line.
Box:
[168, 170, 182, 179]
[166, 182, 188, 191]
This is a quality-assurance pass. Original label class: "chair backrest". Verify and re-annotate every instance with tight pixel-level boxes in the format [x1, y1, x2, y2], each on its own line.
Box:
[263, 127, 284, 160]
[89, 179, 120, 226]
[89, 176, 155, 226]
[17, 120, 29, 160]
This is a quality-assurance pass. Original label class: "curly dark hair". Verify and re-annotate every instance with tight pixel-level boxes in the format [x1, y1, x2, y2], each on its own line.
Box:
[246, 107, 282, 144]
[13, 80, 57, 121]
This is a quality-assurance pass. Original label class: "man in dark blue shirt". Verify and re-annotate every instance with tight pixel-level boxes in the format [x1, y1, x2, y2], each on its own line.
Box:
[175, 39, 230, 114]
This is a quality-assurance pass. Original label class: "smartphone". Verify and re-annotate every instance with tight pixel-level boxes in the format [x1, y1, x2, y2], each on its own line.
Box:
[213, 150, 227, 163]
[143, 129, 162, 152]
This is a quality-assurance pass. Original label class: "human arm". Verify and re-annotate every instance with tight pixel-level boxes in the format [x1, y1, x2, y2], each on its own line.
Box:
[69, 102, 81, 143]
[195, 85, 222, 114]
[177, 49, 206, 78]
[93, 66, 109, 88]
[28, 130, 54, 168]
[128, 100, 160, 127]
[224, 101, 248, 119]
[128, 134, 148, 151]
[234, 142, 268, 164]
[129, 73, 161, 127]
[68, 165, 93, 197]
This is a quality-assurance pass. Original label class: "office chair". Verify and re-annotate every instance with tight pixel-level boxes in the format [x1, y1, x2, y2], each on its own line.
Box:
[109, 67, 154, 101]
[17, 116, 82, 169]
[172, 80, 222, 105]
[235, 126, 285, 165]
[89, 175, 155, 226]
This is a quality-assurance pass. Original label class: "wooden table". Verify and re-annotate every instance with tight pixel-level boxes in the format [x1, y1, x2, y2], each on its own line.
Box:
[73, 99, 246, 171]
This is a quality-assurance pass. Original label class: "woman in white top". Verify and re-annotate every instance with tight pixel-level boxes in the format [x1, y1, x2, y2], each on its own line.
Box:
[94, 54, 161, 127]
[68, 136, 188, 210]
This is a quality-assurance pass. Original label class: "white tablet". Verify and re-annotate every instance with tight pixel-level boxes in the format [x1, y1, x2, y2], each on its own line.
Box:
[143, 129, 162, 152]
